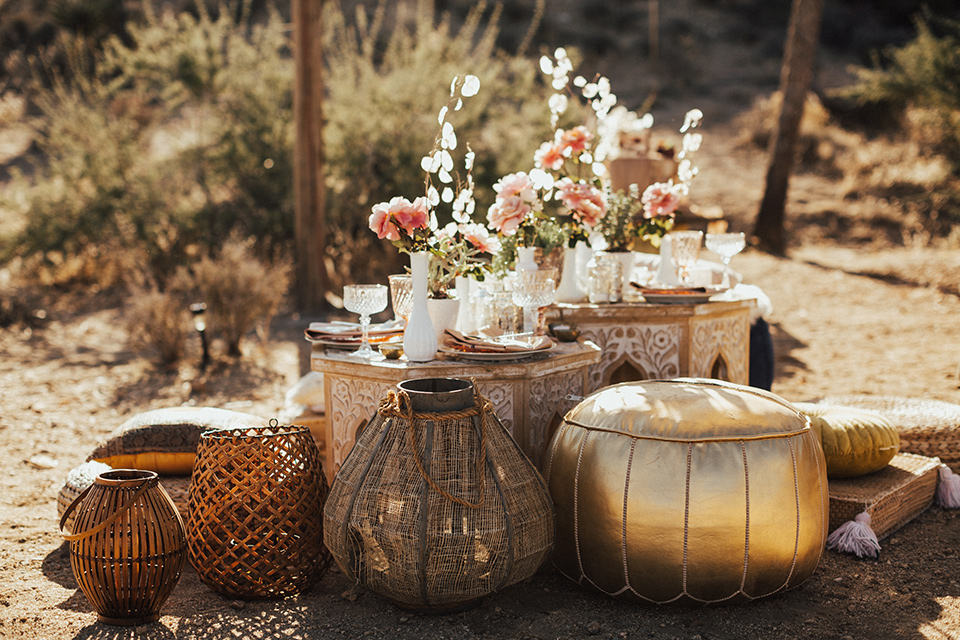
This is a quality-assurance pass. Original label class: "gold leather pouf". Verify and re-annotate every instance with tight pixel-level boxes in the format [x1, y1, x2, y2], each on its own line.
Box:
[544, 378, 828, 605]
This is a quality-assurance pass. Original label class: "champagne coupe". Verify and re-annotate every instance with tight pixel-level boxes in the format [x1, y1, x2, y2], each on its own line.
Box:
[343, 284, 388, 359]
[670, 230, 703, 285]
[705, 232, 746, 287]
[512, 268, 557, 334]
[388, 274, 413, 322]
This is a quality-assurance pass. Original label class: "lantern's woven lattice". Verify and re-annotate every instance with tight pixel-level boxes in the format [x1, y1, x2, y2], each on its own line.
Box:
[324, 378, 554, 611]
[59, 469, 186, 626]
[187, 423, 331, 599]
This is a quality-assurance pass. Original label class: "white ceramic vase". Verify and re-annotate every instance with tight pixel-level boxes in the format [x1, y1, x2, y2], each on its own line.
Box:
[655, 235, 679, 285]
[615, 251, 636, 300]
[515, 246, 538, 272]
[454, 276, 476, 334]
[554, 246, 586, 303]
[402, 251, 438, 362]
[427, 297, 460, 345]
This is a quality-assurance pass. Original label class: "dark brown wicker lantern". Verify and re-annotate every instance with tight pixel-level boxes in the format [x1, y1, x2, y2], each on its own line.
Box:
[324, 378, 555, 611]
[187, 422, 331, 599]
[59, 469, 186, 626]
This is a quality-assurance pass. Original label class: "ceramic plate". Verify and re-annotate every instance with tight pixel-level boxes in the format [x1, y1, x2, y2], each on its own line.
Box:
[439, 346, 553, 362]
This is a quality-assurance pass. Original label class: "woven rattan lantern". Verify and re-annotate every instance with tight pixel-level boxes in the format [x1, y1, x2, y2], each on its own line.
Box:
[324, 378, 554, 611]
[187, 422, 331, 599]
[59, 469, 186, 625]
[545, 378, 828, 605]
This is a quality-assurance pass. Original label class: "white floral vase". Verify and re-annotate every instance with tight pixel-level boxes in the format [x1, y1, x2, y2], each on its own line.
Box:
[554, 246, 585, 303]
[454, 276, 476, 334]
[515, 246, 538, 272]
[614, 251, 636, 300]
[427, 297, 460, 345]
[403, 251, 438, 362]
[655, 235, 679, 285]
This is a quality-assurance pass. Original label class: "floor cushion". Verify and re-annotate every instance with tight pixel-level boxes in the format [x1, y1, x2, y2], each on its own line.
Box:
[87, 406, 264, 474]
[794, 402, 900, 478]
[545, 378, 827, 605]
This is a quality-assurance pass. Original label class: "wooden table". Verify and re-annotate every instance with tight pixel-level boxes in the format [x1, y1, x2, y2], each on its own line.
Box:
[545, 299, 755, 392]
[311, 340, 601, 478]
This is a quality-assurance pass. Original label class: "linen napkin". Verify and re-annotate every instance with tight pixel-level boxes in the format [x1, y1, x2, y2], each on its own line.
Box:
[305, 319, 404, 342]
[442, 329, 553, 353]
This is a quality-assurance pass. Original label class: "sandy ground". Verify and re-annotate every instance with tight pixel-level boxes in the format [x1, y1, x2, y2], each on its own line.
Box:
[1, 238, 959, 640]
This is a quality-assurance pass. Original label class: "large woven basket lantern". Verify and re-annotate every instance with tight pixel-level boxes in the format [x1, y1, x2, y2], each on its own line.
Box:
[544, 378, 828, 605]
[187, 423, 331, 599]
[324, 378, 555, 611]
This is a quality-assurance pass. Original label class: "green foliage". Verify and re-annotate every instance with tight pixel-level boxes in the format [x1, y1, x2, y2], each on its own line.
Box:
[842, 15, 960, 165]
[4, 2, 294, 278]
[4, 0, 551, 291]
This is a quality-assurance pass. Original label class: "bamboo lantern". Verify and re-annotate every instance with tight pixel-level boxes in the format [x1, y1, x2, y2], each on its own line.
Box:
[324, 378, 555, 611]
[187, 422, 331, 599]
[59, 469, 186, 625]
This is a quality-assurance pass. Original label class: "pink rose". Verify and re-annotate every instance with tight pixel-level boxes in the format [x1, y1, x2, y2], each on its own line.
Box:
[560, 126, 592, 155]
[493, 172, 538, 202]
[534, 141, 565, 171]
[556, 178, 606, 227]
[369, 201, 400, 241]
[641, 182, 680, 219]
[487, 196, 531, 236]
[460, 223, 501, 254]
[387, 196, 430, 235]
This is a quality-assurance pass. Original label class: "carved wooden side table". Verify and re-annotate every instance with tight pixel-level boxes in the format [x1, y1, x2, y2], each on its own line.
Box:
[311, 340, 601, 479]
[545, 299, 754, 392]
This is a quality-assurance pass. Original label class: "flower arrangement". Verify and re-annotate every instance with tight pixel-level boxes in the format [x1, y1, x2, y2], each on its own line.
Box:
[487, 48, 616, 250]
[368, 75, 497, 297]
[595, 108, 705, 251]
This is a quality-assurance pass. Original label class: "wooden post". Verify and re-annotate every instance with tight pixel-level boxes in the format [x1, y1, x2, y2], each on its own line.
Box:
[292, 0, 327, 313]
[752, 0, 825, 256]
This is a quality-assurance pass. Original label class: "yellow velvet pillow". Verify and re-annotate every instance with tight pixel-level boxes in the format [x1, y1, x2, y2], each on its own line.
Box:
[88, 407, 263, 475]
[794, 402, 900, 478]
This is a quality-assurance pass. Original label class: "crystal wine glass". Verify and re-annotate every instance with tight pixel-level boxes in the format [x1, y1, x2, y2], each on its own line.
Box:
[705, 232, 746, 287]
[670, 230, 703, 285]
[343, 284, 388, 359]
[388, 274, 413, 322]
[512, 268, 557, 334]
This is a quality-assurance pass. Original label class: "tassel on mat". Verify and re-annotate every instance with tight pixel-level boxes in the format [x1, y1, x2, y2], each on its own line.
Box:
[937, 465, 960, 509]
[826, 512, 881, 559]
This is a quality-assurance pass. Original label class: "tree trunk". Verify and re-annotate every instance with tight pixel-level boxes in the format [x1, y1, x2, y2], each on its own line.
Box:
[292, 0, 328, 313]
[753, 0, 825, 256]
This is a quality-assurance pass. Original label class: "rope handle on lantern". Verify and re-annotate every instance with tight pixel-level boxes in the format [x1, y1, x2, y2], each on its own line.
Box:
[59, 475, 158, 541]
[377, 387, 492, 510]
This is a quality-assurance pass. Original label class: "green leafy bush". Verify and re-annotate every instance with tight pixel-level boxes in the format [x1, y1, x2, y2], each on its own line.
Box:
[3, 0, 552, 293]
[841, 15, 960, 165]
[184, 234, 290, 357]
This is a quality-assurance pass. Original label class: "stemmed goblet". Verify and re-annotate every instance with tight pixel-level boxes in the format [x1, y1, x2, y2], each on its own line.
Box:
[705, 232, 746, 288]
[343, 284, 388, 359]
[670, 230, 703, 286]
[512, 268, 557, 335]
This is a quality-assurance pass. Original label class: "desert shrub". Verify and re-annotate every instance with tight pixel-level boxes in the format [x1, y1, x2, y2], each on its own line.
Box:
[840, 15, 960, 165]
[125, 283, 193, 364]
[3, 0, 551, 293]
[185, 235, 290, 356]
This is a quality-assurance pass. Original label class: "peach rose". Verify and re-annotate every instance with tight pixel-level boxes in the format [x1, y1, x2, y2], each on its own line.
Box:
[560, 125, 592, 155]
[487, 196, 531, 236]
[641, 182, 681, 219]
[556, 178, 606, 227]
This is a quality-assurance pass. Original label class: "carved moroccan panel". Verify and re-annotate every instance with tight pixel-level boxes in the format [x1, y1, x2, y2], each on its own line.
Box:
[690, 315, 749, 384]
[581, 323, 681, 391]
[528, 372, 583, 465]
[327, 377, 392, 473]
